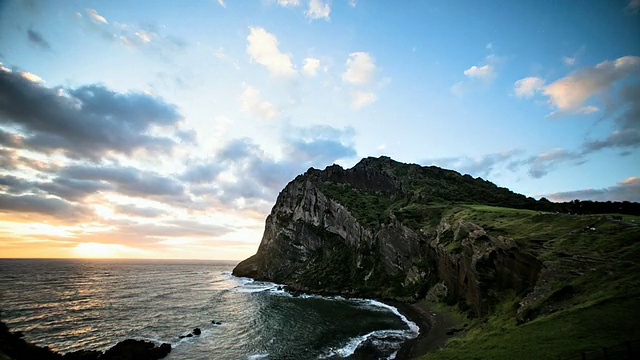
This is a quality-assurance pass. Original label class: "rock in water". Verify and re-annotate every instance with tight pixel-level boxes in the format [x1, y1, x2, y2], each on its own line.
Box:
[192, 328, 201, 335]
[101, 339, 171, 360]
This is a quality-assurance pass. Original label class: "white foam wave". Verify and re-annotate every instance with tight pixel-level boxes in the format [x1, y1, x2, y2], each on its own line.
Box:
[320, 299, 419, 359]
[247, 353, 269, 360]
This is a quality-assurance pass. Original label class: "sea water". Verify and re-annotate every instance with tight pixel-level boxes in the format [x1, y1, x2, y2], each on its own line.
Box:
[0, 259, 418, 359]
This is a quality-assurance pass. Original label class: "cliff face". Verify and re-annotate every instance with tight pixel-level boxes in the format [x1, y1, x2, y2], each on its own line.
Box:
[233, 157, 548, 317]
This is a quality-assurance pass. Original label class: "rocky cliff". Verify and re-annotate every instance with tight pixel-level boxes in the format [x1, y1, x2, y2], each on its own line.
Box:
[233, 156, 638, 321]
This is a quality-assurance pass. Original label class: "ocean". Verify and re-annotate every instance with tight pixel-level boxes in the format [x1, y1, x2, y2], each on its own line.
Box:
[0, 259, 418, 359]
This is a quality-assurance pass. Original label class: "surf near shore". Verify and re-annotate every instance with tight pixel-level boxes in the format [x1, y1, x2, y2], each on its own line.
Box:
[391, 301, 463, 359]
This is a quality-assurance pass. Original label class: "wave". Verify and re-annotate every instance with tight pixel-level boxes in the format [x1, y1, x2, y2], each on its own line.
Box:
[231, 275, 420, 359]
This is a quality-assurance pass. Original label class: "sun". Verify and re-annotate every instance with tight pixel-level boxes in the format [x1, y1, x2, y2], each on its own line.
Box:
[72, 242, 124, 258]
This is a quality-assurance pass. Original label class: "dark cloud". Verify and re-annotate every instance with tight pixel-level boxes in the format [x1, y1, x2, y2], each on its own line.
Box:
[544, 177, 640, 202]
[423, 150, 523, 178]
[0, 174, 33, 194]
[0, 193, 90, 220]
[37, 178, 112, 201]
[180, 162, 223, 184]
[0, 68, 185, 160]
[180, 125, 357, 208]
[60, 165, 186, 200]
[582, 129, 640, 153]
[612, 82, 640, 131]
[0, 148, 52, 171]
[524, 149, 582, 179]
[27, 28, 51, 50]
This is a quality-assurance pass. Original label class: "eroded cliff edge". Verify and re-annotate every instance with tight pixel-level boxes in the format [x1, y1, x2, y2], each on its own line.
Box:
[232, 156, 639, 322]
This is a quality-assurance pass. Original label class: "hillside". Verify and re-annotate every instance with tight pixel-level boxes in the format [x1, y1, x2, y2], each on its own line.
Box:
[233, 156, 640, 359]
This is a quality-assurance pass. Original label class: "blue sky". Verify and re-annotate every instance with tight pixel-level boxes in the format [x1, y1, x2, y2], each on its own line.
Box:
[0, 0, 639, 259]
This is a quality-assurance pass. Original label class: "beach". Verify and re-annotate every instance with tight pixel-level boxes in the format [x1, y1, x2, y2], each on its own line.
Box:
[392, 301, 463, 359]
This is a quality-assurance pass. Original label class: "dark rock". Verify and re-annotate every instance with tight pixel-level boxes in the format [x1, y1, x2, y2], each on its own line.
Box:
[186, 333, 193, 338]
[232, 156, 543, 317]
[102, 339, 171, 360]
[1, 313, 171, 360]
[63, 349, 103, 360]
[192, 328, 201, 335]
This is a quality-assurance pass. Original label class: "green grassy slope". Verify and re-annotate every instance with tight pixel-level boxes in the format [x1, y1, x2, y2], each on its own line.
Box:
[422, 205, 640, 360]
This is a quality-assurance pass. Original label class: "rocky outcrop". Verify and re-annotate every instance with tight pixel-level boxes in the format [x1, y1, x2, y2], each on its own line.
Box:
[233, 157, 546, 317]
[0, 312, 171, 360]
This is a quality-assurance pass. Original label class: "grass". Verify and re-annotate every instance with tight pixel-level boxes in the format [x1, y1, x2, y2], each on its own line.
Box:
[420, 205, 640, 360]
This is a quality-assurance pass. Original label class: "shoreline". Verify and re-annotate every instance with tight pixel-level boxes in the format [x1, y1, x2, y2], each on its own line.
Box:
[389, 301, 462, 359]
[235, 276, 461, 359]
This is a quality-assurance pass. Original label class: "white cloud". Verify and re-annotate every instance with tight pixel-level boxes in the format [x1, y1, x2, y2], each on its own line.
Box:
[303, 57, 321, 76]
[350, 90, 376, 108]
[240, 85, 281, 120]
[342, 52, 376, 86]
[543, 56, 640, 114]
[348, 0, 357, 7]
[463, 64, 493, 78]
[562, 56, 576, 66]
[86, 9, 108, 24]
[514, 77, 545, 98]
[217, 0, 226, 7]
[277, 0, 300, 6]
[306, 0, 331, 20]
[579, 105, 599, 114]
[20, 72, 45, 83]
[246, 27, 297, 78]
[452, 56, 500, 96]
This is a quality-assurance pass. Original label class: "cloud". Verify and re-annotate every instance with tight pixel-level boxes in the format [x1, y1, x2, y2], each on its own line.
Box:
[303, 57, 321, 76]
[114, 204, 167, 217]
[27, 29, 52, 50]
[611, 82, 640, 130]
[37, 178, 113, 201]
[562, 56, 576, 66]
[582, 128, 640, 153]
[180, 125, 357, 207]
[217, 0, 226, 8]
[0, 193, 90, 221]
[625, 0, 640, 14]
[543, 56, 640, 115]
[463, 64, 493, 78]
[20, 71, 44, 83]
[283, 124, 357, 165]
[240, 85, 281, 119]
[86, 8, 108, 24]
[514, 77, 545, 98]
[246, 27, 296, 78]
[306, 0, 331, 20]
[0, 67, 186, 160]
[424, 150, 522, 178]
[342, 52, 376, 86]
[521, 148, 583, 178]
[350, 90, 376, 109]
[452, 55, 500, 96]
[543, 176, 640, 202]
[79, 9, 187, 55]
[0, 148, 52, 172]
[60, 165, 186, 200]
[348, 0, 357, 7]
[277, 0, 300, 6]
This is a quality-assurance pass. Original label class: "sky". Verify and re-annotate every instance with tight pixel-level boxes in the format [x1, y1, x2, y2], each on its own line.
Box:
[0, 0, 639, 260]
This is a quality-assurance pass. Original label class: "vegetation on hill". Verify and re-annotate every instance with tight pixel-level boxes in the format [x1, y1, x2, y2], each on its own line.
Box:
[307, 157, 640, 358]
[235, 156, 640, 359]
